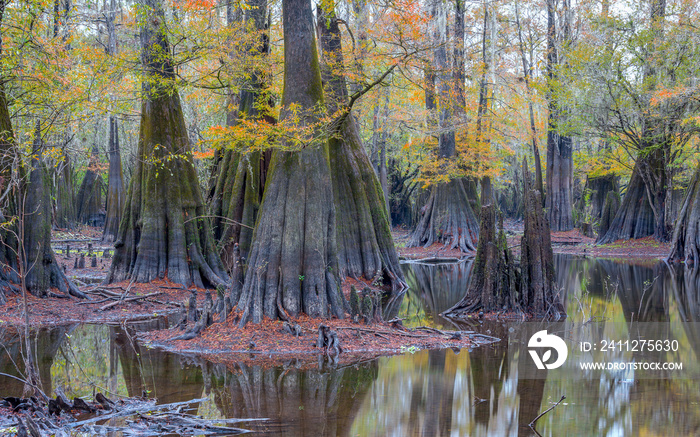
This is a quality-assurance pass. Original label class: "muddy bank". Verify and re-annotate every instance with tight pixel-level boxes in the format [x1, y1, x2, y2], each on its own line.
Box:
[394, 224, 672, 260]
[140, 313, 497, 366]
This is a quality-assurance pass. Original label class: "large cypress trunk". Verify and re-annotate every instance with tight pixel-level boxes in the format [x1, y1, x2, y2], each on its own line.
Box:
[102, 116, 125, 242]
[317, 7, 405, 292]
[233, 0, 345, 324]
[408, 180, 479, 252]
[23, 126, 85, 298]
[106, 0, 228, 289]
[442, 202, 516, 316]
[668, 164, 700, 265]
[597, 158, 657, 244]
[209, 0, 271, 267]
[444, 161, 564, 318]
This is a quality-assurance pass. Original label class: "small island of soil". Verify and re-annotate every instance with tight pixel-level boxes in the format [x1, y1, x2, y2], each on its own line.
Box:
[140, 311, 497, 366]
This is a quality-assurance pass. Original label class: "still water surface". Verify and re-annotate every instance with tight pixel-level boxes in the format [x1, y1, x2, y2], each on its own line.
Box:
[1, 255, 699, 436]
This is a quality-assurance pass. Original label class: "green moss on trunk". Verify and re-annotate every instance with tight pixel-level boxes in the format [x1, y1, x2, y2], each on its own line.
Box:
[318, 6, 405, 292]
[107, 0, 228, 289]
[234, 0, 345, 324]
[210, 0, 271, 267]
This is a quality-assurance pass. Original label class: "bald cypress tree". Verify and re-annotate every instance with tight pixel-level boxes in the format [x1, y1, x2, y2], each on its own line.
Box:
[317, 5, 405, 292]
[106, 0, 228, 288]
[1, 0, 82, 300]
[407, 0, 479, 253]
[233, 0, 345, 324]
[209, 0, 271, 268]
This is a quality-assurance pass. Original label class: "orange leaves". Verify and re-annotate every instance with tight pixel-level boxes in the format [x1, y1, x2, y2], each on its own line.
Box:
[192, 150, 215, 160]
[178, 0, 217, 10]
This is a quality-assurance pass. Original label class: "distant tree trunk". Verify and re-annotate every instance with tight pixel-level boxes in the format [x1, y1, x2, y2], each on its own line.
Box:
[476, 2, 495, 205]
[598, 190, 621, 239]
[52, 147, 76, 229]
[408, 179, 479, 252]
[75, 145, 104, 227]
[106, 0, 228, 289]
[444, 161, 564, 318]
[544, 0, 574, 231]
[317, 5, 405, 292]
[407, 0, 478, 253]
[102, 0, 124, 243]
[579, 174, 618, 224]
[233, 0, 345, 324]
[209, 0, 270, 267]
[102, 117, 124, 242]
[515, 1, 543, 197]
[387, 157, 419, 227]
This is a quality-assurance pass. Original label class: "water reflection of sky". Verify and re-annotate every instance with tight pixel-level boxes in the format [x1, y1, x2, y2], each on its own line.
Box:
[1, 255, 699, 436]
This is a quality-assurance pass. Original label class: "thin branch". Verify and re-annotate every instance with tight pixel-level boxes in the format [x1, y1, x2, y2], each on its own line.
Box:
[529, 394, 566, 436]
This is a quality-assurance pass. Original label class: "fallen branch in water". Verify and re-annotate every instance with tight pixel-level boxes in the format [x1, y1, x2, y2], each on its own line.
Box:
[529, 395, 566, 436]
[99, 292, 162, 311]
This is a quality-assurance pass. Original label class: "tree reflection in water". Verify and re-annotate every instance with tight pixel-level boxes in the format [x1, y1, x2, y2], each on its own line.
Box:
[2, 257, 700, 436]
[206, 359, 378, 435]
[0, 325, 71, 397]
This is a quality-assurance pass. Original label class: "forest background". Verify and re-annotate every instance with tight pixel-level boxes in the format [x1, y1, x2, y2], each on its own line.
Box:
[1, 0, 699, 300]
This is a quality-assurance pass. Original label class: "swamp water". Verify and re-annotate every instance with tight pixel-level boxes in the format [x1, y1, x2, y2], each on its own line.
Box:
[1, 255, 700, 436]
